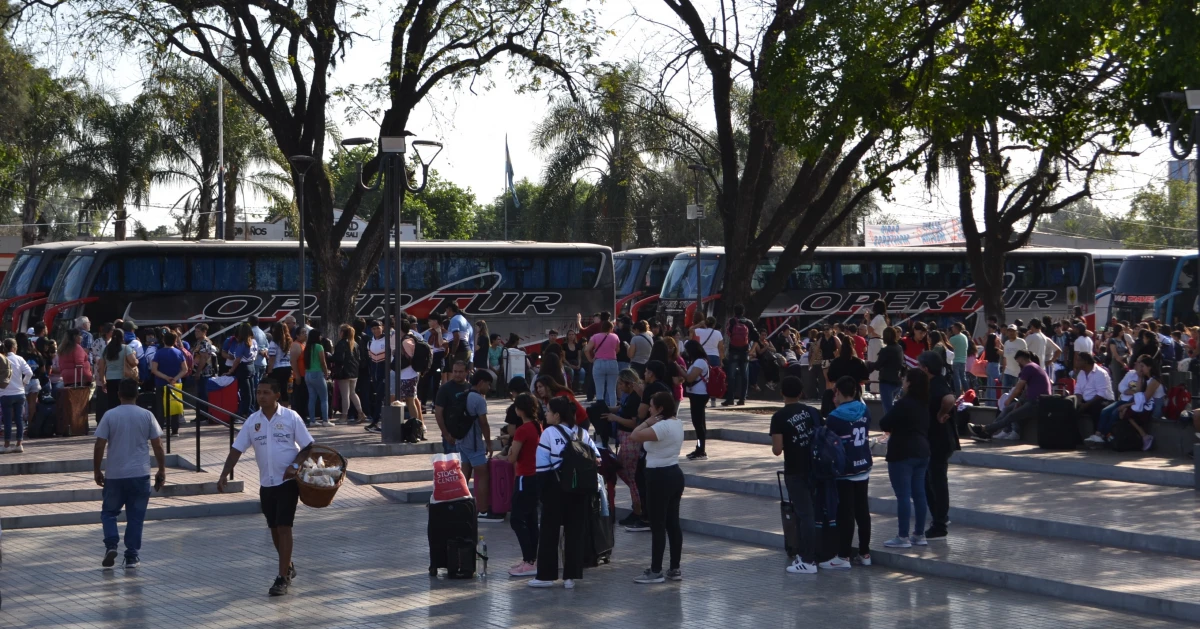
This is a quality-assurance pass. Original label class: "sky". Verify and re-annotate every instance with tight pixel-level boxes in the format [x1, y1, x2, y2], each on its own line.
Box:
[23, 0, 1181, 237]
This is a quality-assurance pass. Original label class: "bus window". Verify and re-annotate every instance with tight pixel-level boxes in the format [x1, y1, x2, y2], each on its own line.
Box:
[645, 256, 670, 290]
[92, 260, 119, 292]
[256, 256, 285, 291]
[613, 257, 638, 296]
[124, 256, 162, 292]
[924, 261, 967, 290]
[191, 256, 250, 291]
[403, 254, 432, 290]
[38, 258, 63, 292]
[441, 254, 492, 290]
[279, 258, 316, 291]
[836, 261, 875, 290]
[1096, 260, 1122, 287]
[1005, 259, 1041, 289]
[790, 262, 830, 290]
[661, 257, 719, 300]
[1043, 258, 1081, 287]
[1, 252, 41, 297]
[495, 256, 545, 290]
[549, 256, 586, 289]
[880, 261, 921, 290]
[163, 256, 185, 291]
[50, 255, 94, 302]
[751, 259, 776, 291]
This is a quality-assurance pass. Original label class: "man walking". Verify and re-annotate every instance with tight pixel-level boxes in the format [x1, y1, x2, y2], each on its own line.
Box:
[217, 380, 314, 596]
[93, 378, 166, 569]
[723, 304, 758, 407]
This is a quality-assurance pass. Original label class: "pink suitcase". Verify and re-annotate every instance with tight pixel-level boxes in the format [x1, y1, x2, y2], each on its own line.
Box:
[488, 458, 515, 515]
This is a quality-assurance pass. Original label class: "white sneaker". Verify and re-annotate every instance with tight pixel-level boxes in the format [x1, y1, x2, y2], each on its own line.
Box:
[853, 553, 872, 566]
[883, 536, 912, 548]
[785, 558, 818, 574]
[818, 557, 851, 570]
[993, 430, 1012, 440]
[0, 446, 9, 454]
[527, 579, 556, 588]
[563, 579, 575, 589]
[997, 431, 1021, 441]
[910, 535, 928, 546]
[11, 444, 21, 453]
[326, 420, 337, 426]
[1084, 434, 1105, 444]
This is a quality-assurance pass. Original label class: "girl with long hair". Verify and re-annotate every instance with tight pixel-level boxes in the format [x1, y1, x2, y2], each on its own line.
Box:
[333, 323, 364, 422]
[305, 329, 331, 426]
[681, 339, 711, 460]
[267, 322, 294, 407]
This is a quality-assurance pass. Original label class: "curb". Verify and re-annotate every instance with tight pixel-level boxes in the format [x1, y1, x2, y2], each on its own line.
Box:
[0, 454, 187, 476]
[950, 450, 1194, 488]
[0, 481, 244, 508]
[1, 495, 257, 530]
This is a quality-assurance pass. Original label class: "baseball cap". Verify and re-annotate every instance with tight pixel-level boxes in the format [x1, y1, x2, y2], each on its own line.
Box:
[1006, 324, 1017, 331]
[123, 320, 138, 332]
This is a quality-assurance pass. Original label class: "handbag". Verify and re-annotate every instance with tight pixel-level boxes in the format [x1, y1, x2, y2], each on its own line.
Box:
[123, 347, 139, 380]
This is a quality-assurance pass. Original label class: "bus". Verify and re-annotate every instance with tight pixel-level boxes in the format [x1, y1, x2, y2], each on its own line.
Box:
[655, 246, 1096, 336]
[1109, 251, 1198, 326]
[43, 241, 614, 346]
[0, 241, 88, 334]
[613, 247, 687, 318]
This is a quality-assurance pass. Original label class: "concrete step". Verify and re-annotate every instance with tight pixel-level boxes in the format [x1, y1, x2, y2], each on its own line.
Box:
[0, 470, 239, 507]
[0, 489, 254, 530]
[951, 442, 1195, 488]
[0, 453, 194, 476]
[613, 486, 1200, 623]
[373, 482, 433, 504]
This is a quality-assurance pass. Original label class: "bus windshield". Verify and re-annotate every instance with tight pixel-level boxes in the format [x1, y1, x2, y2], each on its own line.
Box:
[661, 257, 719, 300]
[614, 256, 640, 297]
[1113, 257, 1177, 296]
[49, 254, 94, 303]
[0, 252, 41, 298]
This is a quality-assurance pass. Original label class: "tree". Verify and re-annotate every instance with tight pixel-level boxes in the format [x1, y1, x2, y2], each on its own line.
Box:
[151, 62, 222, 239]
[474, 178, 543, 240]
[1041, 199, 1125, 243]
[922, 1, 1146, 325]
[401, 169, 481, 240]
[67, 0, 599, 335]
[647, 0, 966, 321]
[1122, 181, 1197, 249]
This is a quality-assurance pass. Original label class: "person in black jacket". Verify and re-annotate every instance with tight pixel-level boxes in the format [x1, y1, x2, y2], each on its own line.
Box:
[869, 327, 905, 413]
[878, 368, 931, 549]
[918, 351, 959, 542]
[825, 335, 869, 415]
[332, 324, 364, 424]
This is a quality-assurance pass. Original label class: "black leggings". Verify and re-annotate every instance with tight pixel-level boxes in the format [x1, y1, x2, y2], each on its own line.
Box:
[687, 393, 708, 452]
[646, 464, 685, 573]
[836, 479, 871, 558]
[535, 472, 589, 581]
[509, 476, 540, 563]
[105, 380, 121, 413]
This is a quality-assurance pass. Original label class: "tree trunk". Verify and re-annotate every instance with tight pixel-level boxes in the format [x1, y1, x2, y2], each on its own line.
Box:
[969, 235, 1007, 336]
[21, 176, 40, 246]
[225, 163, 239, 240]
[197, 180, 213, 240]
[114, 207, 127, 241]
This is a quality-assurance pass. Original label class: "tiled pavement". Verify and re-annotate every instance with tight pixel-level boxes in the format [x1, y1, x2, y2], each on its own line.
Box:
[0, 503, 1192, 629]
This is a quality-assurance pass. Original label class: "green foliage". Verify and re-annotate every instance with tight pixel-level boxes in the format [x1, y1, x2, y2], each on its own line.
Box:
[1040, 199, 1126, 244]
[402, 169, 481, 240]
[1122, 181, 1197, 249]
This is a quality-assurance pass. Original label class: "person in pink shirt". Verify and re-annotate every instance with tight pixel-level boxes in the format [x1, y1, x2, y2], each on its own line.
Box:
[586, 320, 620, 406]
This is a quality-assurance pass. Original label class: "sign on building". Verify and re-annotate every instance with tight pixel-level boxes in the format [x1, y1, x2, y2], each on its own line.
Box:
[865, 218, 967, 248]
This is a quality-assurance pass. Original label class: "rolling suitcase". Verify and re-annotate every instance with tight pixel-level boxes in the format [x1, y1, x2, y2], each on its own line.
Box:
[427, 497, 477, 576]
[487, 458, 515, 516]
[1036, 394, 1080, 450]
[28, 396, 56, 438]
[584, 491, 614, 567]
[778, 471, 801, 558]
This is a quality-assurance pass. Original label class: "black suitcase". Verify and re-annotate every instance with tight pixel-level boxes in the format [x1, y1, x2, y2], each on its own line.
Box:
[28, 397, 57, 438]
[584, 493, 614, 567]
[778, 471, 801, 558]
[1036, 394, 1080, 449]
[427, 498, 477, 577]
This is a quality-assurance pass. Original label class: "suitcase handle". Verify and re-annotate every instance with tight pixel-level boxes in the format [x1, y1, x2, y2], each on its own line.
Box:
[776, 470, 787, 502]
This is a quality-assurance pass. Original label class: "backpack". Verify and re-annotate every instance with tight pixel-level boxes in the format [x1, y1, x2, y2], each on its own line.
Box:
[0, 353, 11, 389]
[707, 365, 728, 399]
[811, 424, 847, 480]
[553, 425, 599, 494]
[410, 336, 433, 373]
[1164, 385, 1190, 420]
[729, 319, 750, 349]
[1109, 419, 1144, 452]
[443, 390, 477, 440]
[1161, 337, 1177, 362]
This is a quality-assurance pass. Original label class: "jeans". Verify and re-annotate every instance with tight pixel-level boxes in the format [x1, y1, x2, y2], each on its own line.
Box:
[1002, 373, 1018, 392]
[925, 454, 951, 531]
[193, 376, 210, 420]
[570, 367, 587, 392]
[1096, 400, 1124, 435]
[101, 476, 152, 558]
[305, 371, 329, 421]
[888, 457, 930, 537]
[250, 364, 264, 412]
[509, 475, 540, 563]
[725, 348, 749, 403]
[952, 363, 966, 395]
[985, 363, 1002, 404]
[234, 363, 252, 418]
[1, 394, 24, 443]
[836, 479, 871, 558]
[646, 464, 685, 573]
[784, 473, 817, 564]
[687, 393, 709, 452]
[984, 397, 1037, 436]
[880, 382, 901, 415]
[592, 359, 619, 407]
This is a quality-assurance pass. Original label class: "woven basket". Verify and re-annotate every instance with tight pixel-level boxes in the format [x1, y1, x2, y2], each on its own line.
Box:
[296, 445, 348, 509]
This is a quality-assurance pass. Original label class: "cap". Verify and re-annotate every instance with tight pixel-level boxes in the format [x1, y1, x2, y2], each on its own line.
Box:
[122, 319, 138, 331]
[25, 327, 34, 336]
[1006, 324, 1017, 331]
[917, 350, 944, 373]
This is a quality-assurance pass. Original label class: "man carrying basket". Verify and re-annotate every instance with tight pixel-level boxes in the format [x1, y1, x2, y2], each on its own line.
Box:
[217, 380, 314, 596]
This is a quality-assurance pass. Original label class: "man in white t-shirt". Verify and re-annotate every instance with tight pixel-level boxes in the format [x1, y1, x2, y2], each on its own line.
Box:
[1073, 323, 1094, 355]
[1023, 319, 1060, 369]
[1001, 325, 1026, 391]
[218, 380, 314, 597]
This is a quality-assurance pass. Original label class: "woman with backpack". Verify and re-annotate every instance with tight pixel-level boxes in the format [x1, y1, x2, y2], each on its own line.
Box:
[879, 369, 931, 549]
[529, 396, 600, 589]
[869, 327, 905, 414]
[506, 392, 543, 577]
[681, 340, 711, 461]
[332, 324, 364, 424]
[630, 390, 686, 583]
[823, 376, 873, 569]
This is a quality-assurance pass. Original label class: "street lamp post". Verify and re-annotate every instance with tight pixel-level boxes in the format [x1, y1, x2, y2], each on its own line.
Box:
[287, 155, 317, 328]
[1159, 89, 1200, 317]
[342, 134, 442, 441]
[687, 163, 711, 327]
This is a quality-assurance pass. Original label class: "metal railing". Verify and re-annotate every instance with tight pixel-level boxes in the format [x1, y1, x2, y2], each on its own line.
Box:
[161, 385, 245, 478]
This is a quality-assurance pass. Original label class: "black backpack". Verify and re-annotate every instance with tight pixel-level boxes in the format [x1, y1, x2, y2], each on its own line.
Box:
[1109, 419, 1145, 452]
[410, 336, 433, 373]
[554, 425, 599, 494]
[444, 390, 476, 440]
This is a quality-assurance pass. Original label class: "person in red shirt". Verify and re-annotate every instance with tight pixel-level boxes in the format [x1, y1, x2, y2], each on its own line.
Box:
[900, 322, 931, 369]
[506, 393, 543, 577]
[852, 325, 869, 359]
[534, 376, 587, 425]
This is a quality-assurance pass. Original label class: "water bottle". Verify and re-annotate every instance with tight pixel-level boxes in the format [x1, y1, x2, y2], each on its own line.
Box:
[477, 535, 488, 578]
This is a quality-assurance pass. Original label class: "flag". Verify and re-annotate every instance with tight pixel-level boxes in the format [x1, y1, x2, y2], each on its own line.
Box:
[505, 136, 521, 209]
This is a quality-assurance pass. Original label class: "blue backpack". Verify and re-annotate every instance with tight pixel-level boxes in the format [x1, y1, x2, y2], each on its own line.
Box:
[811, 424, 847, 480]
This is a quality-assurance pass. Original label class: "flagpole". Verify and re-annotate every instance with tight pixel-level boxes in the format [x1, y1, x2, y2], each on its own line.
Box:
[504, 136, 508, 240]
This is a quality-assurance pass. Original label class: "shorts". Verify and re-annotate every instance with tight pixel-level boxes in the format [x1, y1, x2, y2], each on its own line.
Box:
[259, 480, 300, 528]
[457, 439, 488, 469]
[399, 376, 418, 400]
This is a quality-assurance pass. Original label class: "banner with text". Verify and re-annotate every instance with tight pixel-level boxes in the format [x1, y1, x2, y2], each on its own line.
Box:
[865, 218, 966, 247]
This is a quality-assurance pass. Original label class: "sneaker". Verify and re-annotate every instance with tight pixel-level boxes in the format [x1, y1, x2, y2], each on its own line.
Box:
[509, 562, 537, 577]
[997, 431, 1021, 441]
[853, 553, 872, 566]
[478, 512, 505, 523]
[1143, 435, 1155, 451]
[364, 423, 377, 432]
[883, 536, 912, 548]
[1084, 434, 1106, 444]
[123, 555, 140, 569]
[766, 382, 778, 391]
[736, 400, 745, 406]
[685, 449, 707, 461]
[326, 420, 337, 426]
[527, 579, 556, 588]
[0, 446, 9, 454]
[367, 424, 382, 433]
[924, 528, 948, 541]
[666, 568, 682, 581]
[993, 430, 1013, 440]
[910, 534, 928, 546]
[968, 424, 991, 440]
[563, 579, 575, 589]
[618, 513, 640, 528]
[720, 400, 734, 407]
[102, 549, 118, 568]
[288, 562, 297, 580]
[785, 557, 818, 574]
[268, 576, 290, 596]
[347, 418, 362, 425]
[818, 557, 851, 570]
[624, 519, 651, 532]
[10, 444, 21, 453]
[634, 569, 665, 584]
